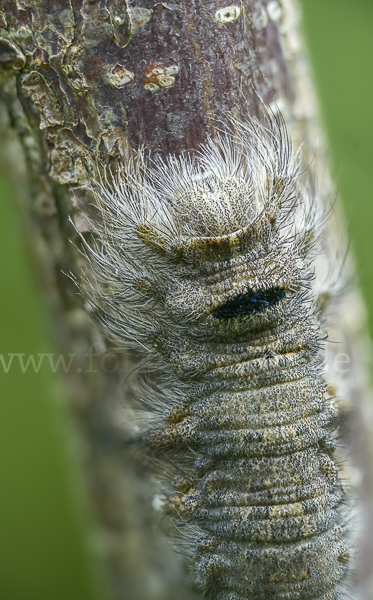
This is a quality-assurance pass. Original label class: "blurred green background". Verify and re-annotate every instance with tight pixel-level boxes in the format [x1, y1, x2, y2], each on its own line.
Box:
[0, 0, 372, 598]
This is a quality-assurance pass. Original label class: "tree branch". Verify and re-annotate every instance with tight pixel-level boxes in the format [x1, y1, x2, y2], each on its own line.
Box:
[1, 1, 372, 599]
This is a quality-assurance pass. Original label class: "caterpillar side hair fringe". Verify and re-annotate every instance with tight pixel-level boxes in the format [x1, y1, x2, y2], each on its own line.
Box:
[76, 109, 352, 600]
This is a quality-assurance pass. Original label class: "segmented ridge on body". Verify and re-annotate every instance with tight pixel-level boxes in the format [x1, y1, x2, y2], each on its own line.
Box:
[79, 111, 351, 599]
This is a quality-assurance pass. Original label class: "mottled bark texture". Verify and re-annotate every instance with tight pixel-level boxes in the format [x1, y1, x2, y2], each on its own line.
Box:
[0, 1, 372, 599]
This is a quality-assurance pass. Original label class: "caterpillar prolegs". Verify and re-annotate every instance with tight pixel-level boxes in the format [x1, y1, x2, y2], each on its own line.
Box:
[80, 112, 351, 600]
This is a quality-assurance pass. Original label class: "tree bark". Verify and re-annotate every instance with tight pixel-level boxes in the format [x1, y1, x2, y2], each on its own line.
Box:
[1, 1, 372, 599]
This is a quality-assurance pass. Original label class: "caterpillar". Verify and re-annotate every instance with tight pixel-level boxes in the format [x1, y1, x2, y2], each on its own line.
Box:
[78, 110, 351, 600]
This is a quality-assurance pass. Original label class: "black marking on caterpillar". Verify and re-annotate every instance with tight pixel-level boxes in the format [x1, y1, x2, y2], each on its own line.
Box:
[214, 287, 286, 319]
[77, 109, 352, 600]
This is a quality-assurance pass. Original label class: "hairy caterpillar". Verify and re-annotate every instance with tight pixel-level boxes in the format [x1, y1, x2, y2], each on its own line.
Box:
[79, 111, 351, 600]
